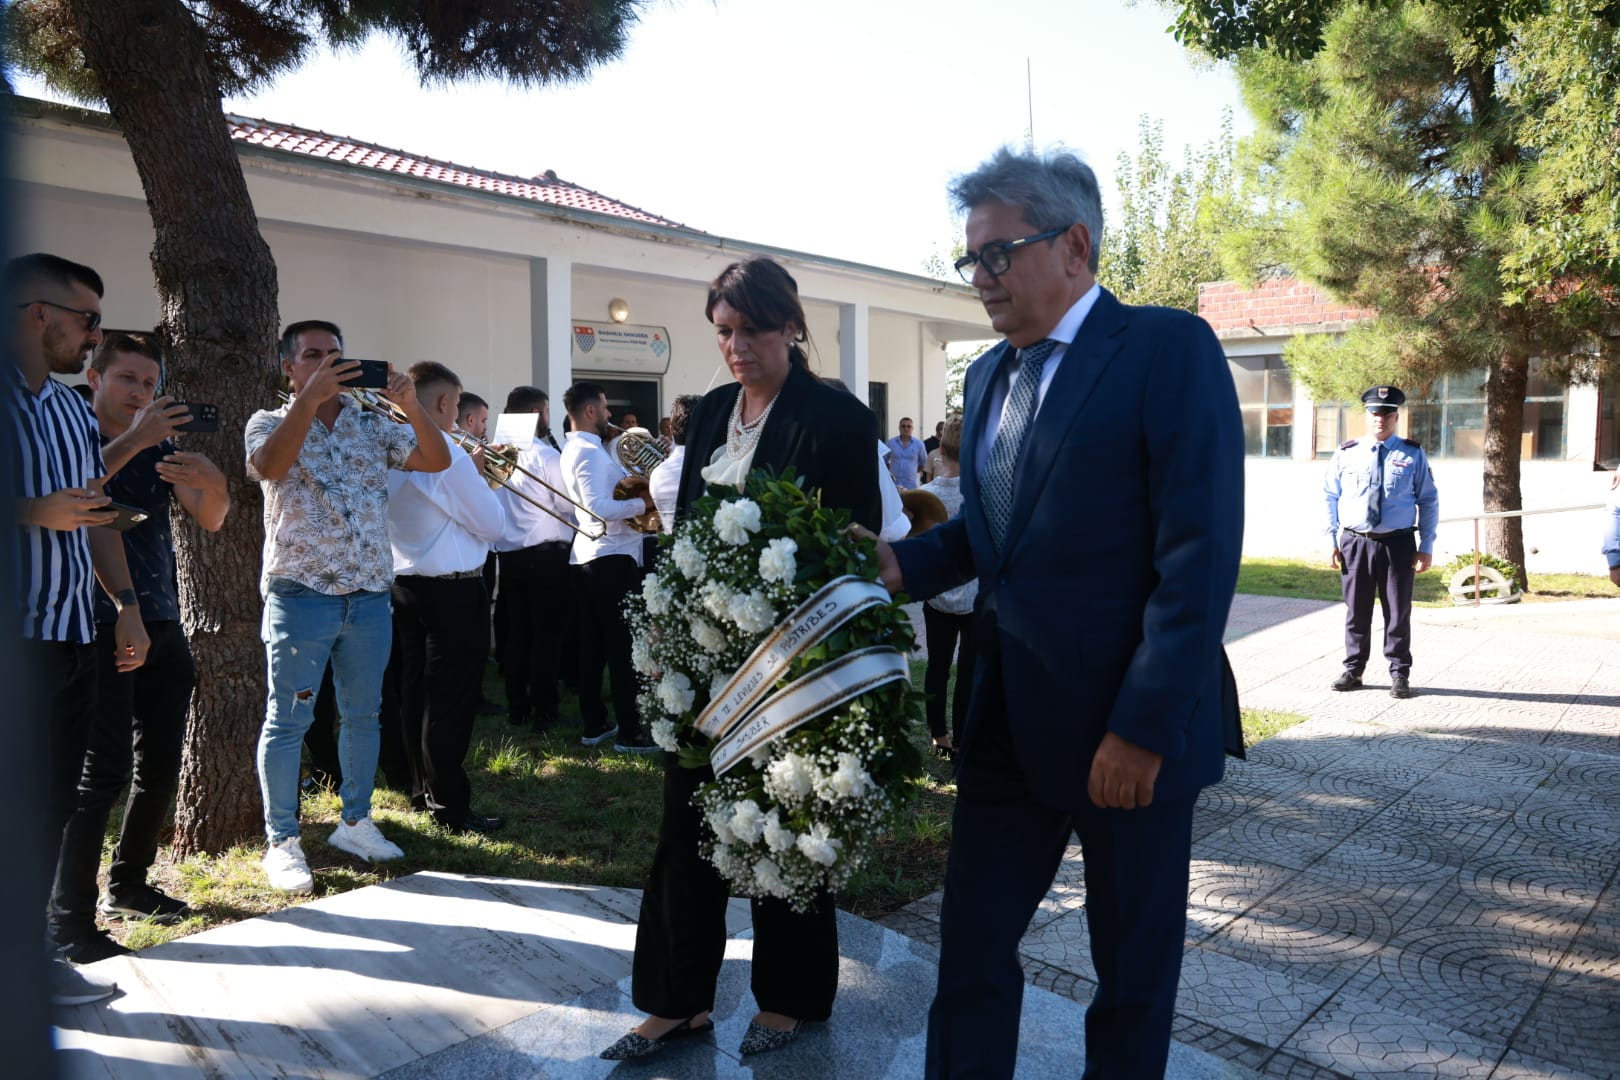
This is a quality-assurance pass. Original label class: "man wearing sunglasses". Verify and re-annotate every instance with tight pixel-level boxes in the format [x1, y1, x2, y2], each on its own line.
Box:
[7, 253, 150, 1007]
[877, 149, 1245, 1078]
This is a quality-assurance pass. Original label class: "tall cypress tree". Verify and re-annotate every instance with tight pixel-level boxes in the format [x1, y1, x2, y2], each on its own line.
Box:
[6, 0, 644, 853]
[1176, 0, 1620, 587]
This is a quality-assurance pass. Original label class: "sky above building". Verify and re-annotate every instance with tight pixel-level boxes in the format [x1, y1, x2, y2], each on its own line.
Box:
[15, 0, 1250, 277]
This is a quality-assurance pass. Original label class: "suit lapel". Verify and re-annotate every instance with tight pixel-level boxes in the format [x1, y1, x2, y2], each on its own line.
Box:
[1000, 289, 1127, 560]
[959, 341, 1010, 558]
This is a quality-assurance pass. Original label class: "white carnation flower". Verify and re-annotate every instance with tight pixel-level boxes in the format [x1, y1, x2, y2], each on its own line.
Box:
[748, 743, 774, 769]
[796, 823, 842, 867]
[656, 671, 696, 715]
[713, 498, 763, 545]
[757, 537, 799, 585]
[765, 751, 815, 805]
[729, 799, 766, 843]
[671, 537, 707, 579]
[631, 636, 658, 676]
[702, 580, 734, 621]
[711, 671, 732, 702]
[728, 589, 777, 634]
[690, 616, 728, 655]
[650, 719, 679, 752]
[762, 810, 796, 853]
[829, 751, 874, 799]
[753, 857, 788, 897]
[641, 572, 672, 616]
[708, 809, 736, 845]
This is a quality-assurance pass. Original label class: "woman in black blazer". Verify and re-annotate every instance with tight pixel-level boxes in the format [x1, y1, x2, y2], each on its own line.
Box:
[600, 257, 881, 1060]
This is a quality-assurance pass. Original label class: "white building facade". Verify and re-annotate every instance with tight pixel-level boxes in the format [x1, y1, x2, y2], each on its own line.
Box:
[5, 97, 991, 444]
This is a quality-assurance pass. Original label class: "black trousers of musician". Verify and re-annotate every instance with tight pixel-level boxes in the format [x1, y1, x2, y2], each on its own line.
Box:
[1338, 528, 1416, 678]
[391, 574, 489, 828]
[922, 605, 976, 746]
[51, 621, 194, 940]
[926, 645, 1195, 1080]
[498, 542, 570, 726]
[28, 638, 98, 922]
[632, 757, 840, 1021]
[574, 554, 643, 741]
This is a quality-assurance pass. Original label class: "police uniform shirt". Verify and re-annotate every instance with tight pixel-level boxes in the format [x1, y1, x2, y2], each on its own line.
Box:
[1324, 434, 1440, 552]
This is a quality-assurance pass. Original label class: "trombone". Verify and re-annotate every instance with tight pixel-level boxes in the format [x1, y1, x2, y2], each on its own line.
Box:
[277, 386, 607, 539]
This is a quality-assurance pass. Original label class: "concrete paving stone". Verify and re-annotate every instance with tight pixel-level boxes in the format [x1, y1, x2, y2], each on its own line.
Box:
[1176, 944, 1338, 1047]
[1543, 731, 1620, 755]
[1185, 857, 1297, 939]
[1255, 1047, 1360, 1080]
[1316, 754, 1432, 793]
[1171, 1017, 1279, 1075]
[1337, 939, 1545, 1045]
[1194, 784, 1278, 840]
[1352, 796, 1514, 870]
[1489, 1048, 1609, 1080]
[1387, 908, 1580, 977]
[1022, 953, 1097, 1003]
[1435, 746, 1567, 790]
[1544, 753, 1620, 797]
[1227, 786, 1385, 843]
[1197, 885, 1399, 987]
[872, 909, 942, 948]
[1415, 770, 1542, 812]
[1016, 905, 1098, 980]
[1304, 836, 1457, 887]
[1282, 991, 1504, 1079]
[1474, 807, 1620, 870]
[1510, 980, 1620, 1078]
[1225, 758, 1321, 794]
[1197, 817, 1347, 874]
[1242, 739, 1357, 776]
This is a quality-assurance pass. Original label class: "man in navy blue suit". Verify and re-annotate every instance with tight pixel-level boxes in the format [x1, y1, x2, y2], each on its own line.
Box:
[876, 148, 1245, 1078]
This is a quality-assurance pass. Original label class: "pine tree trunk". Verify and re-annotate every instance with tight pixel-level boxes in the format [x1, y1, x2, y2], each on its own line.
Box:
[68, 0, 279, 854]
[1482, 351, 1529, 591]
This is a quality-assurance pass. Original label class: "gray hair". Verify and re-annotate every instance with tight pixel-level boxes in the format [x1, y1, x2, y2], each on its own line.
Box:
[949, 148, 1104, 274]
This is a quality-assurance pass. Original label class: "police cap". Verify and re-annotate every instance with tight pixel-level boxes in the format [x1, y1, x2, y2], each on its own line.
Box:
[1361, 385, 1405, 412]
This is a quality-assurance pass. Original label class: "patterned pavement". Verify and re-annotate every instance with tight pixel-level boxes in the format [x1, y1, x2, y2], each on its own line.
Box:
[882, 593, 1620, 1079]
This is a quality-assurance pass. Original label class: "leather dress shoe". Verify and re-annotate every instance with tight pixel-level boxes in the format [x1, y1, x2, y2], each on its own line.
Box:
[1331, 672, 1363, 691]
[1390, 675, 1411, 699]
[449, 812, 504, 835]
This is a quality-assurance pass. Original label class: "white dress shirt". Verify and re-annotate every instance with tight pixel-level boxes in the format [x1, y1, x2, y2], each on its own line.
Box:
[877, 440, 911, 542]
[562, 431, 648, 566]
[649, 444, 686, 535]
[386, 430, 507, 576]
[975, 283, 1102, 482]
[494, 440, 575, 551]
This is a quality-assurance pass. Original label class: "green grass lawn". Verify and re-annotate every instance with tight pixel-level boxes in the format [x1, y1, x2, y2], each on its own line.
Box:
[110, 659, 1309, 952]
[1237, 557, 1613, 606]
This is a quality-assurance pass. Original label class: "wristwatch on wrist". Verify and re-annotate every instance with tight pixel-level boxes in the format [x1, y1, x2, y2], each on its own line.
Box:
[115, 588, 139, 611]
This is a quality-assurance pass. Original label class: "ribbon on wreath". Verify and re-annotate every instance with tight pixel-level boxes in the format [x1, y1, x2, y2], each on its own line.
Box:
[694, 575, 893, 741]
[709, 646, 910, 776]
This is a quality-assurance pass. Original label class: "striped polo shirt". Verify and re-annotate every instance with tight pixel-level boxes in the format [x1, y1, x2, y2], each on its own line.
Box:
[7, 367, 105, 644]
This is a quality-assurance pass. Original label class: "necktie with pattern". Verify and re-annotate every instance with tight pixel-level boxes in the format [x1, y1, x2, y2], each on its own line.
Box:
[981, 339, 1057, 552]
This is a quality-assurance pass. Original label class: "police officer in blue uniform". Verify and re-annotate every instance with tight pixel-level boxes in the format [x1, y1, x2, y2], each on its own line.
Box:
[1325, 385, 1439, 698]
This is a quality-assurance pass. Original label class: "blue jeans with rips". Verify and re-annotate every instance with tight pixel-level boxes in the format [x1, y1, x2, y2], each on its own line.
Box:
[257, 579, 392, 843]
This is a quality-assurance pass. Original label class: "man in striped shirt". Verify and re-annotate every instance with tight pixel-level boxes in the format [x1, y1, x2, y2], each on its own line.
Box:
[8, 253, 149, 1006]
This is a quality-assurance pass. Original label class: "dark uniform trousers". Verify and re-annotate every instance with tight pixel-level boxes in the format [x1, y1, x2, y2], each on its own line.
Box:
[632, 756, 840, 1021]
[922, 605, 976, 746]
[926, 643, 1195, 1080]
[51, 621, 195, 937]
[391, 573, 489, 827]
[498, 541, 570, 725]
[573, 553, 643, 741]
[1338, 528, 1416, 677]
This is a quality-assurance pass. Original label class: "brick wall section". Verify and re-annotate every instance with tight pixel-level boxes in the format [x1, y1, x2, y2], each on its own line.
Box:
[1198, 279, 1377, 333]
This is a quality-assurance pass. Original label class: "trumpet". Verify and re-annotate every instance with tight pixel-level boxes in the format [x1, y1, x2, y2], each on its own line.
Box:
[605, 423, 666, 534]
[277, 387, 607, 539]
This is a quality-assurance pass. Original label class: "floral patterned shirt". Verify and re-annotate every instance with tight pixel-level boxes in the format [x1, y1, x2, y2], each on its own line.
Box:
[245, 397, 416, 596]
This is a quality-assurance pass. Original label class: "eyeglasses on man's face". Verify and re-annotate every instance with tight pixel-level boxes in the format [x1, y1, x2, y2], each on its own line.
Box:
[17, 299, 102, 332]
[954, 226, 1072, 284]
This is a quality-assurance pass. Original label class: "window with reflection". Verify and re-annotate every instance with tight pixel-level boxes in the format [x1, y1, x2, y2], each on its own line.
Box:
[1404, 363, 1566, 458]
[1229, 355, 1293, 458]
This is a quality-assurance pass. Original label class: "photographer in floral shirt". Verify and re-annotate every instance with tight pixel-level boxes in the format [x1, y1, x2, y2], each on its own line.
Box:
[245, 320, 449, 892]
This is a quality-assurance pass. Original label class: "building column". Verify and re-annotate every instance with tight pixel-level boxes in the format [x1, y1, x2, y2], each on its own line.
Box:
[920, 327, 947, 428]
[839, 301, 870, 404]
[529, 256, 573, 407]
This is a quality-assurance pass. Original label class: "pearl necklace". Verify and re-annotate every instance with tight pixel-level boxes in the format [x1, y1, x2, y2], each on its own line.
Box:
[726, 386, 781, 460]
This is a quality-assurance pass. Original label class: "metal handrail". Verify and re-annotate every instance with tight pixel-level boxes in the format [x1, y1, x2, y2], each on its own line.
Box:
[1434, 501, 1608, 606]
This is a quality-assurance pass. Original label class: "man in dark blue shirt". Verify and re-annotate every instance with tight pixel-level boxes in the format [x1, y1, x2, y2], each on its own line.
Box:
[50, 331, 229, 962]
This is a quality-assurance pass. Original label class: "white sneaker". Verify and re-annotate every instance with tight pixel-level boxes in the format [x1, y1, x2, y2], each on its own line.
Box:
[328, 817, 404, 863]
[50, 956, 117, 1006]
[263, 837, 315, 893]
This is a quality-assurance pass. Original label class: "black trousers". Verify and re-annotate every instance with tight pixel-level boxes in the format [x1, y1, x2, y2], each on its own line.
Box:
[574, 554, 642, 740]
[632, 756, 839, 1020]
[926, 647, 1195, 1080]
[922, 605, 976, 744]
[28, 639, 98, 921]
[1338, 528, 1416, 677]
[51, 621, 194, 934]
[392, 574, 489, 826]
[498, 542, 570, 724]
